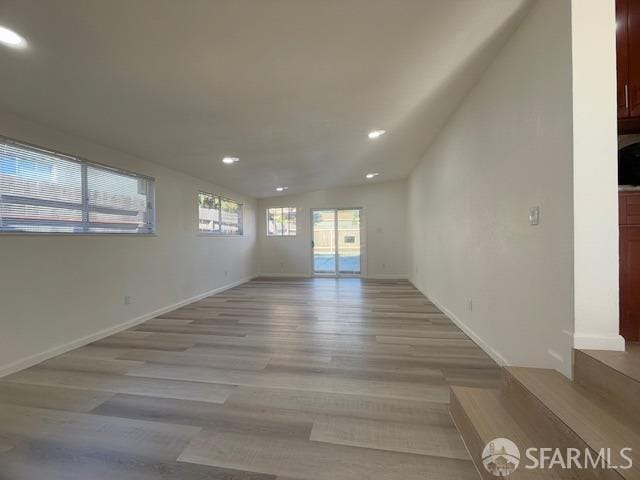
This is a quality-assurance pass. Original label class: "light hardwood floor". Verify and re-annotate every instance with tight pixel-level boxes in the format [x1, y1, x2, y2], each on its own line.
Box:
[0, 278, 500, 480]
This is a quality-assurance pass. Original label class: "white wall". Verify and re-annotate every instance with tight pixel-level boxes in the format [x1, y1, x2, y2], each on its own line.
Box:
[570, 0, 624, 352]
[408, 0, 575, 376]
[258, 181, 407, 279]
[0, 111, 258, 375]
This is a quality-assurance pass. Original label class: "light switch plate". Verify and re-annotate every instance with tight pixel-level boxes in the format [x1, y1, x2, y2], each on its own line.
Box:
[529, 206, 540, 226]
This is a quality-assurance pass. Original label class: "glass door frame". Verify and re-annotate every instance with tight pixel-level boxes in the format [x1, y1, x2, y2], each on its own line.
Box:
[310, 207, 365, 278]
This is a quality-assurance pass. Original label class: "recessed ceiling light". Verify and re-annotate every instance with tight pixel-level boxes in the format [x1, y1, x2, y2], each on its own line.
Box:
[222, 157, 239, 164]
[0, 26, 27, 49]
[276, 186, 289, 192]
[366, 173, 380, 179]
[368, 130, 386, 139]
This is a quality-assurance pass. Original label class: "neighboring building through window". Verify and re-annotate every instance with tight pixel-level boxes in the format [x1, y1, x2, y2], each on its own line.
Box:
[198, 191, 243, 235]
[0, 137, 155, 234]
[198, 192, 220, 233]
[267, 207, 296, 236]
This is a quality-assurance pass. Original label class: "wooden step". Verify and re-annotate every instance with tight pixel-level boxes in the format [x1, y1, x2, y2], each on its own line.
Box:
[450, 386, 577, 479]
[503, 367, 639, 479]
[574, 345, 640, 420]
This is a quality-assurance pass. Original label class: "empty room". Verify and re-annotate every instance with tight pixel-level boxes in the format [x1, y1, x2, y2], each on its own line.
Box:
[0, 0, 639, 478]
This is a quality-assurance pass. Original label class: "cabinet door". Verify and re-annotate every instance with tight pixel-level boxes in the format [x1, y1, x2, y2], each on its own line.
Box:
[619, 0, 630, 118]
[628, 0, 640, 116]
[620, 226, 640, 341]
[620, 191, 640, 225]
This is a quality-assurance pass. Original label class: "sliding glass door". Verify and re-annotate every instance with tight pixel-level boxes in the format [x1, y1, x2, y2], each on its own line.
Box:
[312, 209, 337, 274]
[312, 208, 362, 276]
[337, 208, 361, 274]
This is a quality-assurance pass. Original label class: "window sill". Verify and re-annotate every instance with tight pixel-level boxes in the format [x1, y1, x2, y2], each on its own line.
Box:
[197, 233, 244, 237]
[0, 232, 158, 237]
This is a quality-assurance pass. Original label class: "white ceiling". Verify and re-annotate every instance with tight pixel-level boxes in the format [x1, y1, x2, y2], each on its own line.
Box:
[0, 0, 531, 198]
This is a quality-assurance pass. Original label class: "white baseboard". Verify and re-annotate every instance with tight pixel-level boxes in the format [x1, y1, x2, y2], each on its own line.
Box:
[572, 332, 626, 351]
[0, 275, 257, 378]
[408, 278, 509, 367]
[259, 273, 408, 280]
[363, 274, 409, 280]
[258, 273, 311, 278]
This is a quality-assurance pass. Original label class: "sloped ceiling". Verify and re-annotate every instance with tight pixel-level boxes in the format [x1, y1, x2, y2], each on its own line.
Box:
[0, 0, 531, 197]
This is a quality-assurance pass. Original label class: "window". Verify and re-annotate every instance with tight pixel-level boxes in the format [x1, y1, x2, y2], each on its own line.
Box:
[198, 192, 220, 233]
[0, 137, 155, 234]
[198, 191, 243, 235]
[267, 207, 296, 236]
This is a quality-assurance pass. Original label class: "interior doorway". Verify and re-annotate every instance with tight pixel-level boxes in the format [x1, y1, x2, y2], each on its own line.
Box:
[311, 208, 362, 276]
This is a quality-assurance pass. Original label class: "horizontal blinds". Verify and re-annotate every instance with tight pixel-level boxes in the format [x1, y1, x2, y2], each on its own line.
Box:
[199, 191, 242, 235]
[87, 166, 152, 233]
[221, 198, 242, 234]
[0, 138, 154, 234]
[198, 192, 220, 232]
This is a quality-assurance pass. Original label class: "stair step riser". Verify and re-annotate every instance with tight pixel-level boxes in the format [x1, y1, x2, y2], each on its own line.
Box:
[502, 369, 622, 480]
[451, 388, 592, 479]
[574, 350, 640, 421]
[449, 390, 492, 480]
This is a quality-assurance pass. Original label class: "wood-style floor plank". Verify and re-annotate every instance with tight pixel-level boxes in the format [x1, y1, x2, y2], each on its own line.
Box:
[0, 277, 499, 479]
[309, 416, 469, 459]
[177, 430, 478, 480]
[37, 355, 146, 374]
[4, 368, 235, 403]
[224, 385, 456, 426]
[91, 393, 314, 439]
[126, 363, 449, 402]
[117, 350, 271, 371]
[0, 403, 201, 460]
[0, 382, 113, 413]
[0, 439, 276, 480]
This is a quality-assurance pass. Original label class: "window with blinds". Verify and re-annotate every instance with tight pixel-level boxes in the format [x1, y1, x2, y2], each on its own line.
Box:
[198, 191, 243, 235]
[0, 137, 155, 234]
[267, 207, 296, 236]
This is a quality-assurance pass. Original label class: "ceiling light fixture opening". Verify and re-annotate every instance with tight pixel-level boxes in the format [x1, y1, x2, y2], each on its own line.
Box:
[222, 157, 239, 164]
[275, 186, 289, 192]
[368, 129, 386, 139]
[366, 173, 380, 179]
[0, 26, 27, 48]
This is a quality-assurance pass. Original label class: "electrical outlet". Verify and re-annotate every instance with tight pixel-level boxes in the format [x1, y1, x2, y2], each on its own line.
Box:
[224, 270, 228, 277]
[124, 295, 132, 305]
[468, 299, 473, 312]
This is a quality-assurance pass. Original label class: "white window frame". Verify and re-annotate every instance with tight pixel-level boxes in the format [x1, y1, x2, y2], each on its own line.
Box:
[198, 191, 243, 236]
[266, 207, 297, 236]
[0, 135, 156, 235]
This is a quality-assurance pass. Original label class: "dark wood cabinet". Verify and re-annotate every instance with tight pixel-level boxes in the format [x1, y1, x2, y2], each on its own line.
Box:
[620, 191, 640, 341]
[616, 0, 640, 132]
[629, 0, 640, 116]
[618, 0, 630, 118]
